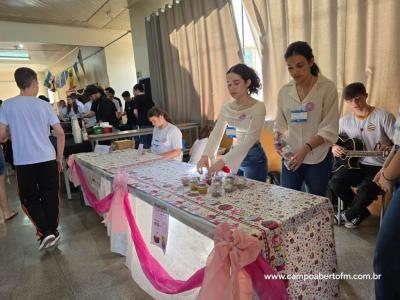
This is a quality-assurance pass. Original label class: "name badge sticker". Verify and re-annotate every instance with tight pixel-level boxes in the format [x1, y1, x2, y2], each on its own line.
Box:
[290, 110, 308, 123]
[226, 126, 237, 138]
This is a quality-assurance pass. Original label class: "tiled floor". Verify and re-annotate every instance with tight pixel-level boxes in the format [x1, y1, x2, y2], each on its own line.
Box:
[0, 175, 379, 300]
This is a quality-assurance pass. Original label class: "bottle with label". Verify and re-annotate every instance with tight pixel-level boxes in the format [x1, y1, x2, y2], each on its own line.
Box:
[81, 120, 88, 141]
[72, 118, 82, 144]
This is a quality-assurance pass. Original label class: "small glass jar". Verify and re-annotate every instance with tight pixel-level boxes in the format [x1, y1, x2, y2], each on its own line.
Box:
[235, 176, 247, 189]
[181, 176, 190, 186]
[197, 183, 208, 195]
[223, 181, 235, 193]
[190, 177, 200, 191]
[210, 181, 222, 197]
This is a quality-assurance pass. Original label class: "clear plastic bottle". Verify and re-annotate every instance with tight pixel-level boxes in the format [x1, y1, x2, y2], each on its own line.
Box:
[275, 134, 293, 170]
[281, 145, 294, 170]
[81, 120, 88, 141]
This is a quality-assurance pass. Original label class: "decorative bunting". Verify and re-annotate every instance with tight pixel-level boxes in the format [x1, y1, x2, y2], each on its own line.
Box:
[44, 71, 53, 88]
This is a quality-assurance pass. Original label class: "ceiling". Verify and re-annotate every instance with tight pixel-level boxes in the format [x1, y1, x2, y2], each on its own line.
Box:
[0, 0, 139, 72]
[0, 42, 77, 71]
[0, 0, 135, 30]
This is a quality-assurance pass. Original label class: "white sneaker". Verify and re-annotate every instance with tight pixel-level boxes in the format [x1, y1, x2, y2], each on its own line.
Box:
[38, 234, 55, 251]
[46, 233, 61, 248]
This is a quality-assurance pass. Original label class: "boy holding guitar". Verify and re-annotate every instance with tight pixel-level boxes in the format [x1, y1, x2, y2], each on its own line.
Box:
[329, 82, 396, 228]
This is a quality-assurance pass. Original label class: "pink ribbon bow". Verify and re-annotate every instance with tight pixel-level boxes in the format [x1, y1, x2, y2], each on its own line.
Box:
[103, 173, 128, 233]
[197, 222, 261, 300]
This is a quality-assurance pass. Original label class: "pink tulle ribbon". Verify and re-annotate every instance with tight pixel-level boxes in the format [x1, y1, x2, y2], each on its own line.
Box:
[123, 193, 206, 293]
[198, 222, 261, 300]
[68, 156, 288, 298]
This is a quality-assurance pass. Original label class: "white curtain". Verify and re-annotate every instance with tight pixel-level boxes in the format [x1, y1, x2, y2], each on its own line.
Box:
[243, 0, 400, 119]
[146, 0, 243, 123]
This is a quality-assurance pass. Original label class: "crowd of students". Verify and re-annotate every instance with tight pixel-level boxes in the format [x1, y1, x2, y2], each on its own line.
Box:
[0, 40, 399, 298]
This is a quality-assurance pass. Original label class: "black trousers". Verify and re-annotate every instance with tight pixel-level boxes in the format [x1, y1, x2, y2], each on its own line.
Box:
[328, 163, 382, 220]
[16, 160, 60, 237]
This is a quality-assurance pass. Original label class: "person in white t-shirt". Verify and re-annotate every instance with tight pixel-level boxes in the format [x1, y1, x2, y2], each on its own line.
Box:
[147, 107, 182, 161]
[188, 125, 212, 165]
[0, 67, 65, 250]
[329, 82, 395, 228]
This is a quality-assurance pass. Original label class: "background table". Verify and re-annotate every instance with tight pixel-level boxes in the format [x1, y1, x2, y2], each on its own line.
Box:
[88, 122, 200, 149]
[74, 150, 339, 299]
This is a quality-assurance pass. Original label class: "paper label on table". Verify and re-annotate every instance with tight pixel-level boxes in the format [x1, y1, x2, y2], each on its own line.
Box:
[94, 145, 111, 154]
[151, 204, 169, 253]
[137, 143, 144, 155]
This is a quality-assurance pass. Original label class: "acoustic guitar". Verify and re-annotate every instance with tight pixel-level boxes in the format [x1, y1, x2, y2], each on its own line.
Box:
[332, 134, 389, 173]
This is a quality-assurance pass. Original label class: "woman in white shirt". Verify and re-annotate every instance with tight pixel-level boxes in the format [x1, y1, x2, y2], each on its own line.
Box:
[197, 64, 267, 182]
[57, 100, 68, 121]
[147, 107, 182, 161]
[66, 95, 83, 120]
[274, 41, 339, 196]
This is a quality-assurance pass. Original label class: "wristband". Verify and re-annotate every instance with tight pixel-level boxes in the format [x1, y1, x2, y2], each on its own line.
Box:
[305, 143, 313, 151]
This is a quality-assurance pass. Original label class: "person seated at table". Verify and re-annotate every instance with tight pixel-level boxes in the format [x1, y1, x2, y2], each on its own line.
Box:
[121, 90, 138, 129]
[81, 85, 119, 130]
[66, 94, 83, 120]
[133, 83, 155, 148]
[57, 100, 68, 121]
[329, 82, 395, 228]
[197, 63, 267, 182]
[189, 125, 212, 165]
[147, 107, 182, 160]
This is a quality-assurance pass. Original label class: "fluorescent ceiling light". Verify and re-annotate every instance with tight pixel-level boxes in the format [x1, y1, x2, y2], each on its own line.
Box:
[0, 50, 30, 61]
[0, 56, 30, 61]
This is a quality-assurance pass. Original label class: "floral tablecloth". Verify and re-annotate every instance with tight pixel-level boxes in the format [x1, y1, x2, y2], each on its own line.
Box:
[75, 149, 339, 299]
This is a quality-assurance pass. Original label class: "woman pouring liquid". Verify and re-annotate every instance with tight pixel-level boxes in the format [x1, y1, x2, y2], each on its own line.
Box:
[197, 64, 267, 182]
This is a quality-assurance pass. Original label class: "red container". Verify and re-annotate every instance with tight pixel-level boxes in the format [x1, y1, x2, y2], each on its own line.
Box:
[103, 126, 112, 133]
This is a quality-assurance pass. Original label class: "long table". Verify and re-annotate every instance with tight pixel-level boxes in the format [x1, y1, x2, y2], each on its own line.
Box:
[88, 122, 200, 149]
[74, 150, 339, 299]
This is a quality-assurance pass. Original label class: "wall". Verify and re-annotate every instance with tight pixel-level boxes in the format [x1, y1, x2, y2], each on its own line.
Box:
[0, 71, 47, 100]
[104, 33, 137, 102]
[128, 0, 172, 78]
[48, 47, 109, 101]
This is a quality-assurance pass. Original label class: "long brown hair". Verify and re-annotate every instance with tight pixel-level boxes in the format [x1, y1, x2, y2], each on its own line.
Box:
[147, 107, 173, 124]
[67, 96, 79, 114]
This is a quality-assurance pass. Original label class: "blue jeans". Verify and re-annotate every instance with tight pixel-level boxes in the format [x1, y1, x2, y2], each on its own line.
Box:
[281, 152, 333, 196]
[237, 143, 267, 182]
[374, 181, 400, 300]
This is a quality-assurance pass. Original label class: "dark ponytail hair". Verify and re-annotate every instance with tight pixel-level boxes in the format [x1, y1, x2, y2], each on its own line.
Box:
[226, 63, 261, 95]
[147, 107, 173, 124]
[284, 41, 320, 76]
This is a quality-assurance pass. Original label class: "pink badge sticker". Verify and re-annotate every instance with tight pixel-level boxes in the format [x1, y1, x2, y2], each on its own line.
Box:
[304, 101, 315, 112]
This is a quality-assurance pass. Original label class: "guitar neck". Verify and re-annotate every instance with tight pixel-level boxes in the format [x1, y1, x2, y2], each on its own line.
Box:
[345, 151, 385, 157]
